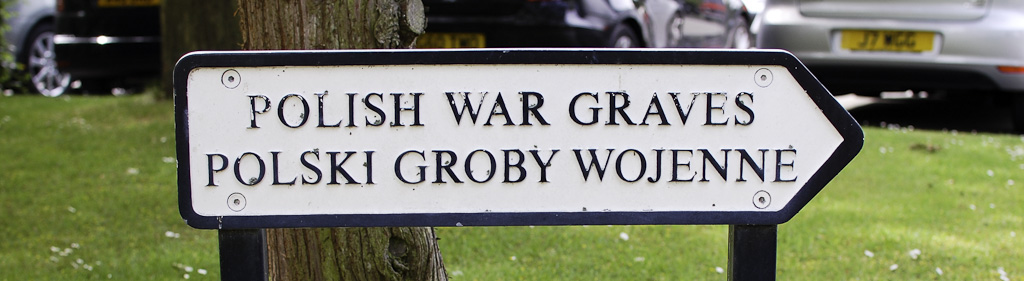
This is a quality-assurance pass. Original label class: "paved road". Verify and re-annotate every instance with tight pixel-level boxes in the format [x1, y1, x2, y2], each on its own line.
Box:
[835, 94, 1016, 134]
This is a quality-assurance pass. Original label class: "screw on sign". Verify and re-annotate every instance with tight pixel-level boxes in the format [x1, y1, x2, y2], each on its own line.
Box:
[753, 190, 771, 209]
[755, 68, 774, 87]
[226, 193, 245, 212]
[221, 69, 240, 89]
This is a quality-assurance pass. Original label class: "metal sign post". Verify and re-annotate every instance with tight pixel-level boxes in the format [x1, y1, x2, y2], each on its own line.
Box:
[173, 49, 862, 279]
[217, 229, 267, 281]
[729, 225, 778, 281]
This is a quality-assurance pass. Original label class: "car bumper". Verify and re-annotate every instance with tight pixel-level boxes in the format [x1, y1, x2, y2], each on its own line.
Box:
[423, 1, 616, 48]
[425, 23, 609, 48]
[757, 3, 1024, 94]
[54, 35, 161, 79]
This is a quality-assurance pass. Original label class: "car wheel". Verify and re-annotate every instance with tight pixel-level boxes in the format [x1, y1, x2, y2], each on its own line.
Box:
[24, 23, 71, 97]
[667, 12, 685, 47]
[727, 20, 752, 49]
[608, 24, 640, 48]
[1012, 93, 1024, 133]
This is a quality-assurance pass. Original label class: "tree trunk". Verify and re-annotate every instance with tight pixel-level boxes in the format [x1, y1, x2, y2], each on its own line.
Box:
[235, 1, 441, 280]
[265, 228, 446, 280]
[160, 0, 243, 99]
[237, 0, 425, 50]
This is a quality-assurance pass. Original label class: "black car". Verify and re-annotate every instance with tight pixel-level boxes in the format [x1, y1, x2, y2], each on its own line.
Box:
[418, 0, 650, 48]
[417, 0, 751, 49]
[54, 0, 161, 91]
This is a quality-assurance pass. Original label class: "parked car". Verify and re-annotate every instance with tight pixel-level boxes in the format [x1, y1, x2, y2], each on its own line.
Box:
[54, 0, 161, 92]
[757, 0, 1024, 129]
[645, 0, 752, 48]
[418, 0, 648, 48]
[418, 0, 751, 49]
[4, 0, 70, 97]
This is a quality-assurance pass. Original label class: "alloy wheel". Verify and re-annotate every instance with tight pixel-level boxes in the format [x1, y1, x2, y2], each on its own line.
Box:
[27, 30, 71, 97]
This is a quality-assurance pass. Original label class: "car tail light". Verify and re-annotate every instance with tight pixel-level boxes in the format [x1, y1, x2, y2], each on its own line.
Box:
[998, 66, 1024, 73]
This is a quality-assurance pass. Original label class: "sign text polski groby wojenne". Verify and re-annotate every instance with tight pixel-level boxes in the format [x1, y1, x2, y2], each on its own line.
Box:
[174, 49, 863, 229]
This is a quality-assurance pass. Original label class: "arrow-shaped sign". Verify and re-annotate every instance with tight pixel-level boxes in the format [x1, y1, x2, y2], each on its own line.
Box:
[175, 49, 863, 229]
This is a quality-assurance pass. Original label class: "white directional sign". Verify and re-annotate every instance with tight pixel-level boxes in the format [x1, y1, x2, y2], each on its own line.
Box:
[175, 49, 863, 229]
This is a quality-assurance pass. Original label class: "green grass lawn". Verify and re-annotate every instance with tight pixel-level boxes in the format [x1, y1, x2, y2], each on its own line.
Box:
[0, 94, 217, 280]
[1, 94, 1020, 280]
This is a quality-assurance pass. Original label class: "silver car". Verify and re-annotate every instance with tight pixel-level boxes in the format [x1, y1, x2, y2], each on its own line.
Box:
[4, 0, 70, 97]
[757, 0, 1024, 127]
[645, 0, 753, 49]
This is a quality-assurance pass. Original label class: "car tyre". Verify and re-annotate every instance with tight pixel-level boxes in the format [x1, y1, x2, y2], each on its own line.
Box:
[23, 23, 71, 97]
[1012, 93, 1024, 133]
[667, 12, 685, 46]
[727, 19, 752, 49]
[608, 24, 640, 48]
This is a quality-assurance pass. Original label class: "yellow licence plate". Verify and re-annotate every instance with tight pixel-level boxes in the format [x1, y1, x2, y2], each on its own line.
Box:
[416, 33, 486, 48]
[98, 0, 160, 7]
[840, 30, 935, 52]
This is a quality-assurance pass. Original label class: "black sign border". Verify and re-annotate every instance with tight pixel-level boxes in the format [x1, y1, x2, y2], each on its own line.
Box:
[175, 49, 864, 229]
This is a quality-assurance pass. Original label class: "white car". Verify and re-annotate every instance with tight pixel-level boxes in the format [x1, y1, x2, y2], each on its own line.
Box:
[757, 0, 1024, 129]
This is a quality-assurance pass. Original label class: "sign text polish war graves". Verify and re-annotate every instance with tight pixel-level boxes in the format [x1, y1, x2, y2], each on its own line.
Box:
[175, 49, 863, 280]
[176, 49, 862, 228]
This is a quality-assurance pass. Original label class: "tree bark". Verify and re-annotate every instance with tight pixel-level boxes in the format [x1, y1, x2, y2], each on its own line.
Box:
[235, 1, 441, 280]
[160, 0, 243, 99]
[266, 228, 446, 280]
[238, 0, 425, 50]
